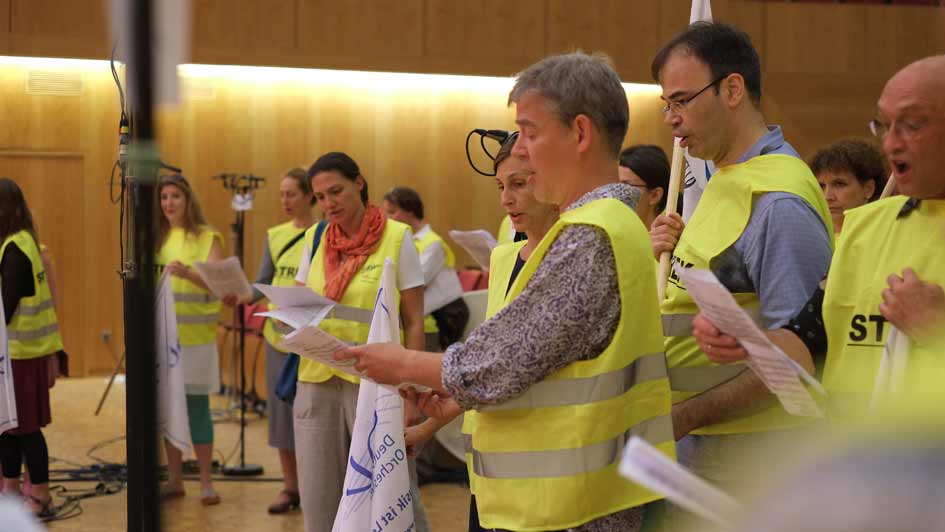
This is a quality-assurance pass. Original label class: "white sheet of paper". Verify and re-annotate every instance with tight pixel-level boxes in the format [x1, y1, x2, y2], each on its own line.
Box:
[277, 325, 359, 377]
[620, 436, 740, 527]
[449, 229, 497, 271]
[253, 284, 336, 329]
[0, 290, 17, 435]
[193, 257, 253, 300]
[674, 267, 825, 417]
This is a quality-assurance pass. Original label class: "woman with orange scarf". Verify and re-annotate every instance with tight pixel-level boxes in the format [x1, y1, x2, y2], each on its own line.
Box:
[291, 152, 427, 532]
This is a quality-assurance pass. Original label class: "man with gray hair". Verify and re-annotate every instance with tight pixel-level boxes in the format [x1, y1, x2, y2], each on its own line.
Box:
[336, 52, 675, 532]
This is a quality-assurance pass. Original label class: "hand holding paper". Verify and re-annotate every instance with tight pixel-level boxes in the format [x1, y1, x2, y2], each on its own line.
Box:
[278, 325, 359, 377]
[675, 267, 826, 417]
[253, 283, 336, 329]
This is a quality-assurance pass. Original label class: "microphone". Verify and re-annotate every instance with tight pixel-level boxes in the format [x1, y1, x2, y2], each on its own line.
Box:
[473, 129, 510, 143]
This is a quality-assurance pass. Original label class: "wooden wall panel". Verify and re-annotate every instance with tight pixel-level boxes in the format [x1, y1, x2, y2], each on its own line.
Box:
[424, 0, 545, 76]
[0, 0, 11, 54]
[765, 3, 873, 76]
[191, 0, 299, 66]
[9, 0, 108, 57]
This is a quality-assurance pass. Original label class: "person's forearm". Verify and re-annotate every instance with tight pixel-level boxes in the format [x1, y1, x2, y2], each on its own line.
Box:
[672, 370, 775, 439]
[403, 350, 446, 393]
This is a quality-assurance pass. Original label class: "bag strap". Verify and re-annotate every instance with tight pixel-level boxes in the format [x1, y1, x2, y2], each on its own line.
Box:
[274, 230, 307, 263]
[309, 220, 329, 260]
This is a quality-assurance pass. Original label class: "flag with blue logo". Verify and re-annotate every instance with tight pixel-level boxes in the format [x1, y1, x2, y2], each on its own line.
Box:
[156, 271, 191, 453]
[682, 0, 716, 222]
[333, 258, 415, 532]
[0, 291, 17, 435]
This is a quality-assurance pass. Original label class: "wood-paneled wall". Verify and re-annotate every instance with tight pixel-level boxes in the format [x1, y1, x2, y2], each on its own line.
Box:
[0, 0, 942, 377]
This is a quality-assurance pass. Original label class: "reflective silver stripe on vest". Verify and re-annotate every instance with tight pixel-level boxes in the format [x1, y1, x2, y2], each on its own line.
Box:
[9, 322, 60, 342]
[329, 304, 374, 325]
[479, 352, 666, 412]
[471, 414, 673, 479]
[173, 292, 219, 304]
[662, 308, 762, 337]
[463, 433, 472, 454]
[13, 298, 54, 317]
[176, 313, 219, 325]
[668, 364, 748, 393]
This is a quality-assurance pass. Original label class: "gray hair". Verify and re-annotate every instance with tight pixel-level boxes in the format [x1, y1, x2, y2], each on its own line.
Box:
[509, 52, 628, 159]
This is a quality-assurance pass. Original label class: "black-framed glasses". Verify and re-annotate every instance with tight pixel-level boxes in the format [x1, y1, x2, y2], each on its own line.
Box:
[662, 74, 729, 115]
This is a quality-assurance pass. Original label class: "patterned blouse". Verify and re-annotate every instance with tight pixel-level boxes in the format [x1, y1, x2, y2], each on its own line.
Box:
[442, 182, 645, 532]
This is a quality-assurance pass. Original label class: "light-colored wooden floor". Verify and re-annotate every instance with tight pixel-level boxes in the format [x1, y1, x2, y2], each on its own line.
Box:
[40, 377, 469, 531]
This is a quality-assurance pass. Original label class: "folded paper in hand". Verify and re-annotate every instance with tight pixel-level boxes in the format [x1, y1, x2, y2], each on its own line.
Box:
[449, 229, 497, 271]
[674, 266, 826, 417]
[253, 284, 336, 330]
[277, 325, 359, 377]
[193, 257, 253, 300]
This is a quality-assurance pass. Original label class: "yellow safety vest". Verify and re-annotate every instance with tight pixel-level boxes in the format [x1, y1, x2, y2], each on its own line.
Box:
[414, 228, 457, 334]
[1, 231, 63, 359]
[497, 214, 515, 246]
[262, 221, 311, 350]
[472, 198, 674, 532]
[460, 239, 527, 496]
[155, 226, 223, 346]
[298, 220, 409, 384]
[662, 154, 833, 435]
[822, 197, 945, 418]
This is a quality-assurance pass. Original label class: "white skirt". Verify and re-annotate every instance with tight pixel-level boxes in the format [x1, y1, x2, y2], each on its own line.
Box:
[181, 342, 221, 395]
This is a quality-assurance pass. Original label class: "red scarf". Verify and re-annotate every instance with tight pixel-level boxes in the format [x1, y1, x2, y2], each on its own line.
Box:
[322, 204, 387, 302]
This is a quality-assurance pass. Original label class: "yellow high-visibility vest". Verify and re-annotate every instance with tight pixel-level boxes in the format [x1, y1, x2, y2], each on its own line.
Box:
[155, 226, 223, 346]
[461, 239, 527, 496]
[471, 198, 674, 532]
[262, 221, 311, 350]
[414, 228, 457, 334]
[662, 154, 833, 435]
[297, 220, 409, 384]
[1, 231, 63, 359]
[822, 197, 945, 418]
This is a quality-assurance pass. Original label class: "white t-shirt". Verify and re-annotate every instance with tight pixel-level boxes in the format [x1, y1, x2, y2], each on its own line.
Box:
[295, 227, 425, 292]
[413, 224, 464, 315]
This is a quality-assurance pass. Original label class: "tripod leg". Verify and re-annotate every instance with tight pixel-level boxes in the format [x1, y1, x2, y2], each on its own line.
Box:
[95, 350, 127, 416]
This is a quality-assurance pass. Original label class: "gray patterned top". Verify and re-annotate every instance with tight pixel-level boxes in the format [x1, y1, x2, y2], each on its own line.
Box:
[442, 182, 644, 532]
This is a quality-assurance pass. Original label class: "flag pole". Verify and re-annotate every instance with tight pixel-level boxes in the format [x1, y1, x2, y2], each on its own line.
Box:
[880, 173, 897, 199]
[658, 137, 685, 302]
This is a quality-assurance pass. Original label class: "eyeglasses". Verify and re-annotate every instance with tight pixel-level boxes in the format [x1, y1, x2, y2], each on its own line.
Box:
[869, 117, 929, 141]
[662, 74, 729, 115]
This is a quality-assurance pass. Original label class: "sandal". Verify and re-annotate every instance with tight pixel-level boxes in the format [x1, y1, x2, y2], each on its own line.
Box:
[200, 488, 221, 506]
[267, 489, 300, 514]
[160, 484, 186, 501]
[28, 495, 56, 521]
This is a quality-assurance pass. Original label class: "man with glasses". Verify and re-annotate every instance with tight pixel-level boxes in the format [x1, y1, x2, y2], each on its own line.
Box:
[695, 55, 945, 417]
[648, 21, 833, 497]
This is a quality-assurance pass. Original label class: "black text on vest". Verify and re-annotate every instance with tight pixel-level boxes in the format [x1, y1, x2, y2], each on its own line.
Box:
[849, 314, 888, 343]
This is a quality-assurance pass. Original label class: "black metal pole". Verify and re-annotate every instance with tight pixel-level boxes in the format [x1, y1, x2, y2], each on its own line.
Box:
[123, 0, 160, 530]
[223, 207, 262, 476]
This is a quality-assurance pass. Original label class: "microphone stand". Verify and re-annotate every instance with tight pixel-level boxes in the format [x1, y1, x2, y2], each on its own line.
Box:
[214, 173, 265, 477]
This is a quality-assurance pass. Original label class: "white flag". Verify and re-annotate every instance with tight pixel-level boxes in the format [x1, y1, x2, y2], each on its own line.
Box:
[156, 271, 192, 453]
[682, 0, 714, 222]
[333, 258, 415, 532]
[0, 291, 17, 435]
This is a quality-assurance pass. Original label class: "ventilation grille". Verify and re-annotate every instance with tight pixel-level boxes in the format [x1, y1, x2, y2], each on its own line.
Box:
[26, 70, 83, 96]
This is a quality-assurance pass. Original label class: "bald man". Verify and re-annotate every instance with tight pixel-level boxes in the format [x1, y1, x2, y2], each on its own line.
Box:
[695, 55, 945, 418]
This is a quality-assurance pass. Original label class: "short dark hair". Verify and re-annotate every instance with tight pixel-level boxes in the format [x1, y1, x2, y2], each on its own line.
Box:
[383, 186, 424, 220]
[307, 152, 368, 204]
[651, 21, 762, 107]
[619, 145, 673, 212]
[509, 52, 629, 158]
[808, 138, 888, 202]
[283, 167, 315, 205]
